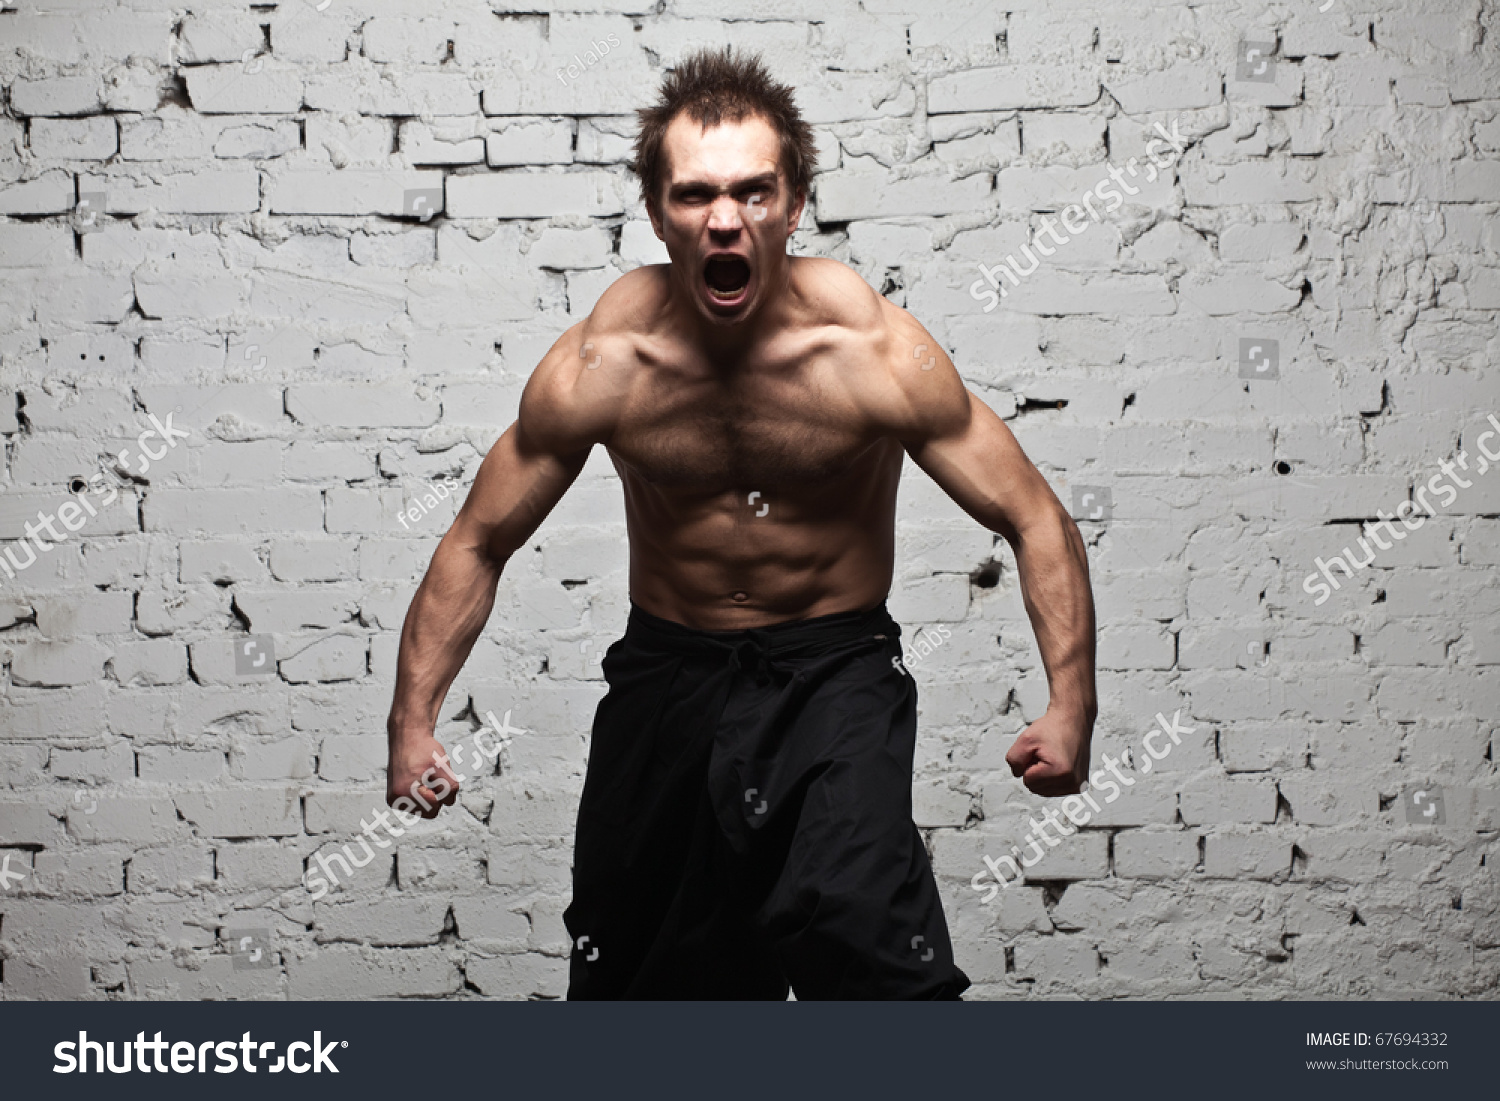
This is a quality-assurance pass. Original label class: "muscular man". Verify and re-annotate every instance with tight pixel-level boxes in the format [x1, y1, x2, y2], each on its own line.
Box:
[385, 47, 1097, 999]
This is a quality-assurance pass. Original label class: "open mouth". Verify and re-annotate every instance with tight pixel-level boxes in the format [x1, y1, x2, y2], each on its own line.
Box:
[704, 256, 751, 302]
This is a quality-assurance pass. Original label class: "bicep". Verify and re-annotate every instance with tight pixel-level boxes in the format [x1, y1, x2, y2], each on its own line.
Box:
[444, 321, 616, 564]
[903, 390, 1061, 543]
[446, 419, 590, 566]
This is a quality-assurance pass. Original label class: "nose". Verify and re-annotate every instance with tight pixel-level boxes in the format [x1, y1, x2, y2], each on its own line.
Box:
[707, 194, 742, 233]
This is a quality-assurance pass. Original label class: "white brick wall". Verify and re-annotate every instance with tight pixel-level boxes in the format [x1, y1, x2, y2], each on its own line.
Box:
[0, 0, 1496, 1002]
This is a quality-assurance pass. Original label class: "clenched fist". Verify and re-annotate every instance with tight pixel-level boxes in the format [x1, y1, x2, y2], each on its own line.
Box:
[387, 733, 461, 820]
[1005, 709, 1092, 797]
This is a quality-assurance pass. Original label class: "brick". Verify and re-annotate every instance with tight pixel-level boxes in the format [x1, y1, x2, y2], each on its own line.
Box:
[1114, 829, 1199, 879]
[30, 848, 126, 896]
[215, 841, 308, 890]
[0, 170, 75, 215]
[1179, 777, 1279, 825]
[178, 12, 264, 64]
[270, 538, 357, 582]
[79, 170, 259, 216]
[138, 747, 228, 784]
[10, 76, 102, 117]
[1203, 831, 1292, 879]
[316, 734, 384, 784]
[912, 780, 973, 828]
[179, 540, 268, 588]
[929, 65, 1099, 114]
[1182, 159, 1321, 205]
[11, 639, 110, 687]
[816, 169, 991, 220]
[186, 65, 304, 115]
[0, 224, 73, 267]
[174, 788, 303, 838]
[576, 117, 634, 165]
[0, 745, 49, 789]
[1105, 66, 1221, 112]
[527, 226, 611, 270]
[233, 588, 360, 634]
[2, 954, 91, 998]
[287, 946, 460, 998]
[307, 69, 477, 116]
[129, 844, 216, 892]
[66, 796, 186, 845]
[313, 897, 448, 946]
[128, 954, 281, 1000]
[1011, 933, 1101, 984]
[328, 487, 407, 533]
[447, 171, 624, 219]
[362, 17, 456, 66]
[146, 489, 323, 535]
[268, 170, 444, 216]
[287, 384, 440, 428]
[1279, 777, 1379, 826]
[137, 385, 284, 435]
[232, 739, 316, 783]
[29, 117, 118, 160]
[487, 119, 573, 166]
[51, 742, 134, 785]
[465, 952, 566, 998]
[35, 591, 134, 638]
[452, 898, 531, 946]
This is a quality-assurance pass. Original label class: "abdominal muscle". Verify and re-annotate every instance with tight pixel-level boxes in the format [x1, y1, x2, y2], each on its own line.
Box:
[616, 442, 903, 630]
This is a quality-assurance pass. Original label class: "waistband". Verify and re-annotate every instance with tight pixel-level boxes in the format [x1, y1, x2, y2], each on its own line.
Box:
[624, 598, 900, 660]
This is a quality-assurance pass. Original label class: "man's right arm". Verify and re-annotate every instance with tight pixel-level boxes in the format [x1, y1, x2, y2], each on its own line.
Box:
[385, 332, 602, 818]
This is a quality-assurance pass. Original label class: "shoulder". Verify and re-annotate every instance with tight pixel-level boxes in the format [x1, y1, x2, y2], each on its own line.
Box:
[791, 256, 886, 334]
[588, 263, 673, 335]
[793, 257, 971, 442]
[875, 302, 972, 442]
[518, 266, 669, 454]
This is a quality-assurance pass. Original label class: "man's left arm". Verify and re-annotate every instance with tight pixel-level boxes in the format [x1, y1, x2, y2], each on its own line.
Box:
[881, 316, 1098, 796]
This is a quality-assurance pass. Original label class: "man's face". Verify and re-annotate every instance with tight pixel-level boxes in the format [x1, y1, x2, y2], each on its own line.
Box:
[647, 112, 805, 326]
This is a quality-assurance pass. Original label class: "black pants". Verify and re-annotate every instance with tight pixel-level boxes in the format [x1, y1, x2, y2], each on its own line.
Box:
[562, 600, 970, 1000]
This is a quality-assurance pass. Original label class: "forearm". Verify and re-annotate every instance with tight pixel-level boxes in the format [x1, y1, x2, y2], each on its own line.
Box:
[386, 536, 506, 745]
[1011, 503, 1098, 722]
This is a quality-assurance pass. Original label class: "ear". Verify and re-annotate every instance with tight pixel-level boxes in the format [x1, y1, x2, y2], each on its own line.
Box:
[785, 184, 808, 240]
[646, 194, 665, 241]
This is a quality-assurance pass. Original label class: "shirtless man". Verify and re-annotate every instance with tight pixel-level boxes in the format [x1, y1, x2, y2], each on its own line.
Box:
[385, 47, 1097, 1000]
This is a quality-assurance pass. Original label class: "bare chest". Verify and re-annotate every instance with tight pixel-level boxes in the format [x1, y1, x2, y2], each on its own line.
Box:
[607, 369, 873, 491]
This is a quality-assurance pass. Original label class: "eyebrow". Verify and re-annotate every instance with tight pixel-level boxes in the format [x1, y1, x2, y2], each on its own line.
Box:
[667, 173, 779, 196]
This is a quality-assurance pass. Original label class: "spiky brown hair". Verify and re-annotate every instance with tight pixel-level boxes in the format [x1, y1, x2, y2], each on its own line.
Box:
[631, 46, 817, 209]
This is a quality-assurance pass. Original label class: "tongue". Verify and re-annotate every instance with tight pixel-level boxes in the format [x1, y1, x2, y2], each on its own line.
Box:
[705, 258, 749, 293]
